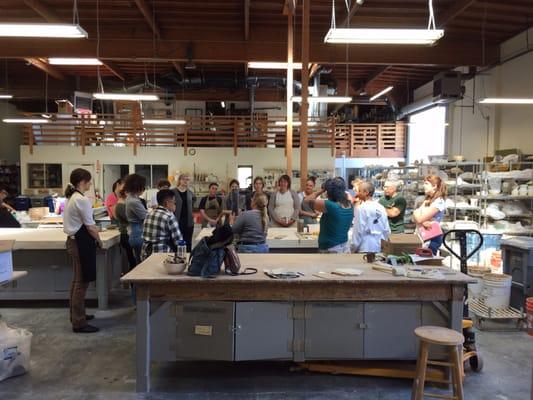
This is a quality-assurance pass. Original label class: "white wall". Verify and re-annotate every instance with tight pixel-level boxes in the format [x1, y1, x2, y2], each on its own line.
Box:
[20, 145, 334, 194]
[0, 103, 23, 164]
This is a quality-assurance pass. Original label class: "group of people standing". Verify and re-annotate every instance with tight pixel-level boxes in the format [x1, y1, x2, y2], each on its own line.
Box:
[62, 166, 447, 333]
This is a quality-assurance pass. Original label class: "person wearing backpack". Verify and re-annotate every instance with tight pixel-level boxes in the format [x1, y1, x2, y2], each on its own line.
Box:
[231, 193, 269, 253]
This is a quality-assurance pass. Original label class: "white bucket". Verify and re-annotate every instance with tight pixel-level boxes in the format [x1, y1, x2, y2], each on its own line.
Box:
[468, 266, 491, 299]
[481, 273, 512, 309]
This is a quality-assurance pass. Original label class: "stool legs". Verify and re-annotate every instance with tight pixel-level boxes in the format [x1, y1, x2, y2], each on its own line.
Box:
[450, 345, 464, 400]
[412, 341, 429, 400]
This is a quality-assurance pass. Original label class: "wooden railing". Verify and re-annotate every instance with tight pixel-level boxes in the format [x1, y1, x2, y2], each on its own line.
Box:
[21, 114, 405, 158]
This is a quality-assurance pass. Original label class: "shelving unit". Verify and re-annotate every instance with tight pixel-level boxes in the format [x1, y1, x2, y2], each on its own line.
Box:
[0, 164, 21, 203]
[27, 163, 62, 189]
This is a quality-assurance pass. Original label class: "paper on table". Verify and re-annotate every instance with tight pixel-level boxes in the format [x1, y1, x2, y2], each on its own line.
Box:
[331, 268, 363, 276]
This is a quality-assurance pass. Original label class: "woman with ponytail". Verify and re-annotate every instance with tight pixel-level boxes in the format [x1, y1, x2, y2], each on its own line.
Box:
[413, 175, 447, 255]
[231, 193, 269, 253]
[63, 168, 102, 333]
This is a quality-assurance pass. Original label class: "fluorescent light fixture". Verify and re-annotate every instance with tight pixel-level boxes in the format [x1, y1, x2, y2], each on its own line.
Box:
[291, 96, 351, 104]
[221, 101, 226, 108]
[275, 121, 318, 127]
[3, 118, 49, 124]
[41, 113, 52, 119]
[248, 62, 303, 69]
[0, 94, 13, 99]
[143, 119, 186, 125]
[324, 28, 444, 45]
[48, 58, 102, 65]
[93, 93, 159, 101]
[370, 86, 394, 101]
[479, 98, 533, 104]
[0, 23, 88, 38]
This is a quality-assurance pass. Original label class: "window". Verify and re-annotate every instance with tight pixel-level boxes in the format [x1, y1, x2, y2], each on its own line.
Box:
[237, 166, 253, 189]
[134, 164, 168, 188]
[28, 163, 62, 189]
[407, 106, 446, 164]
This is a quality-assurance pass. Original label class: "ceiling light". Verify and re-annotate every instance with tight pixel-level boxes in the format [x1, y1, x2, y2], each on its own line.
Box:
[41, 113, 52, 119]
[479, 98, 533, 104]
[248, 62, 303, 70]
[48, 58, 102, 65]
[3, 118, 49, 124]
[0, 94, 13, 99]
[324, 28, 444, 45]
[221, 101, 226, 108]
[370, 86, 394, 101]
[0, 23, 88, 38]
[143, 119, 186, 125]
[93, 93, 159, 101]
[275, 121, 318, 127]
[291, 96, 351, 104]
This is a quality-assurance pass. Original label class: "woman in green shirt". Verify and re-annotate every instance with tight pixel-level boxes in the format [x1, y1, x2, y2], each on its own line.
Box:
[303, 177, 353, 253]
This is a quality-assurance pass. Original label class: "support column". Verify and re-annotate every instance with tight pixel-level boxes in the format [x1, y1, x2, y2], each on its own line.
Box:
[286, 10, 294, 175]
[299, 0, 310, 190]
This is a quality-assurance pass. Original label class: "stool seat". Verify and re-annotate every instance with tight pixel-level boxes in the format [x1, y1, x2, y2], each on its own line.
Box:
[415, 326, 464, 346]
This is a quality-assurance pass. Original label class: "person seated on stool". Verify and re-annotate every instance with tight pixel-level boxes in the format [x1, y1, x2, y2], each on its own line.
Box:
[232, 193, 269, 254]
[268, 174, 300, 227]
[199, 182, 224, 228]
[378, 180, 407, 234]
[351, 182, 391, 253]
[303, 177, 353, 254]
[141, 189, 183, 261]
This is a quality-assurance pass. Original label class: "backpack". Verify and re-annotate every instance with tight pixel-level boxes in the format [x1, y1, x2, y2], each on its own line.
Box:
[187, 225, 234, 278]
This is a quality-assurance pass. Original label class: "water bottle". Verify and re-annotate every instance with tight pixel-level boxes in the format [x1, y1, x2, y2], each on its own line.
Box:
[177, 240, 187, 259]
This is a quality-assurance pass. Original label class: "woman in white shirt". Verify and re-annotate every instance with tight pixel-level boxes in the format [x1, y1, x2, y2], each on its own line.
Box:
[413, 175, 447, 255]
[267, 175, 300, 227]
[63, 168, 102, 334]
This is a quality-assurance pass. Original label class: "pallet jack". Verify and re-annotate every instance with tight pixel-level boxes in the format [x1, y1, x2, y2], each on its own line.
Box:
[442, 229, 484, 373]
[294, 230, 484, 381]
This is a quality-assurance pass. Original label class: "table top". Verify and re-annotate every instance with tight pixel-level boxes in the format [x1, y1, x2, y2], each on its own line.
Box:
[194, 226, 320, 249]
[0, 227, 120, 250]
[0, 271, 27, 286]
[122, 252, 474, 286]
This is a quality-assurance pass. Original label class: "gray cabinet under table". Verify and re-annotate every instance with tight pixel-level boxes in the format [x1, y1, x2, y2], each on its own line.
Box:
[151, 301, 448, 363]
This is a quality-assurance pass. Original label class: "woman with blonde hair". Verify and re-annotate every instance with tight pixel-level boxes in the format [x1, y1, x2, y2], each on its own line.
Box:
[413, 175, 447, 255]
[231, 193, 269, 253]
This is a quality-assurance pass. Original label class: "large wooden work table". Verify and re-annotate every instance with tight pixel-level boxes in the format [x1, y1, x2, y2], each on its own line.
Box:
[193, 226, 320, 252]
[0, 228, 122, 309]
[122, 253, 474, 392]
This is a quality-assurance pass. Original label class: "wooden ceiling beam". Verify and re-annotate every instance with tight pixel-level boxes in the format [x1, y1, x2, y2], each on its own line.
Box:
[438, 0, 477, 27]
[23, 0, 62, 22]
[172, 61, 184, 79]
[24, 58, 65, 80]
[134, 0, 162, 39]
[0, 37, 498, 67]
[244, 0, 250, 40]
[102, 61, 126, 81]
[283, 0, 297, 16]
[341, 0, 364, 27]
[352, 65, 392, 94]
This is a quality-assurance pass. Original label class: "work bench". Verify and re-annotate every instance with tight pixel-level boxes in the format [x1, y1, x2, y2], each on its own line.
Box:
[121, 253, 474, 392]
[0, 228, 122, 310]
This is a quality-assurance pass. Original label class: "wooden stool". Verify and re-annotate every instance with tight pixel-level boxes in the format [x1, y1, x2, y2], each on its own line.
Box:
[411, 326, 465, 400]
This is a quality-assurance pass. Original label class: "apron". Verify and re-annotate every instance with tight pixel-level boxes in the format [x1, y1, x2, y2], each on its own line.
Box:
[74, 218, 97, 283]
[205, 197, 222, 221]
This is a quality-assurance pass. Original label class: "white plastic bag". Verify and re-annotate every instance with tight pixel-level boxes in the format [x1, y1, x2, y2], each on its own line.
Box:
[0, 319, 32, 382]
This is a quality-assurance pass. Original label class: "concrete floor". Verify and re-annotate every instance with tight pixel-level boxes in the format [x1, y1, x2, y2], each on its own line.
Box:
[0, 299, 532, 400]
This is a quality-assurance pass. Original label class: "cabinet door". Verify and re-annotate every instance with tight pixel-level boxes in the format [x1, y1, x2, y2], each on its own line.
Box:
[175, 302, 235, 361]
[45, 164, 62, 188]
[305, 302, 364, 359]
[151, 301, 177, 362]
[28, 163, 45, 189]
[235, 302, 293, 361]
[364, 302, 421, 359]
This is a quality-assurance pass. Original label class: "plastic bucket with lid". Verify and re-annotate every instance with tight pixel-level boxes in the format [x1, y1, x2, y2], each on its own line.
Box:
[526, 297, 533, 336]
[467, 266, 491, 299]
[481, 273, 512, 309]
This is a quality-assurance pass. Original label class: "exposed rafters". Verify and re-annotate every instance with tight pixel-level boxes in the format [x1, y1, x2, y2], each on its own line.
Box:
[103, 60, 126, 81]
[172, 61, 184, 79]
[23, 0, 61, 22]
[341, 0, 364, 27]
[360, 66, 393, 93]
[244, 0, 250, 40]
[438, 0, 477, 27]
[134, 0, 162, 39]
[24, 58, 65, 80]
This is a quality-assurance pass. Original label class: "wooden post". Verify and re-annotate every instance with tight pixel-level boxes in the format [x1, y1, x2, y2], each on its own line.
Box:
[286, 10, 294, 175]
[330, 118, 336, 157]
[299, 0, 310, 190]
[377, 123, 382, 157]
[27, 125, 34, 155]
[80, 119, 86, 155]
[350, 124, 354, 158]
[183, 117, 189, 156]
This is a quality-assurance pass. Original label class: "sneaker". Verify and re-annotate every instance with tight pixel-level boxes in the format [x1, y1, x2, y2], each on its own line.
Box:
[72, 324, 100, 333]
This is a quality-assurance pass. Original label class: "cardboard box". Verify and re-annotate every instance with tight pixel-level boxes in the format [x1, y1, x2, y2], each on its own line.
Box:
[0, 240, 15, 284]
[381, 234, 423, 256]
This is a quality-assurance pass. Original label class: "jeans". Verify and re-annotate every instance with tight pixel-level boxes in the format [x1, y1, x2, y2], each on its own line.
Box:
[428, 235, 443, 255]
[66, 238, 89, 329]
[128, 222, 143, 265]
[120, 233, 136, 272]
[237, 243, 269, 253]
